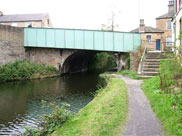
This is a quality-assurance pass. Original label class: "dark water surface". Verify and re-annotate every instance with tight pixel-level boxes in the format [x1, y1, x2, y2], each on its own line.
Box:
[0, 73, 104, 135]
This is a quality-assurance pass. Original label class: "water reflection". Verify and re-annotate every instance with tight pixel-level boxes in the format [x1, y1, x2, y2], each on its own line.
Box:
[0, 73, 104, 135]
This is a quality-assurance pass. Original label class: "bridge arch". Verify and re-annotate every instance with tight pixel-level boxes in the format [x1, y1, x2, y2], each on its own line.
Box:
[61, 51, 97, 74]
[61, 50, 129, 74]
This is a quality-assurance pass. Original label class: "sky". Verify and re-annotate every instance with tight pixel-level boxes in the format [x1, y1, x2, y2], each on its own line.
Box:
[1, 0, 169, 32]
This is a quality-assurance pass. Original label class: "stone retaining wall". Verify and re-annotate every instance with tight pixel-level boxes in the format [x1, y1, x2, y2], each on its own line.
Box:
[0, 25, 25, 65]
[130, 52, 140, 72]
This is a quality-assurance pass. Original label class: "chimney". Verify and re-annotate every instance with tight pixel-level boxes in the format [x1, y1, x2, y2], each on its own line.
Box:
[139, 19, 145, 33]
[0, 11, 3, 16]
[168, 0, 174, 13]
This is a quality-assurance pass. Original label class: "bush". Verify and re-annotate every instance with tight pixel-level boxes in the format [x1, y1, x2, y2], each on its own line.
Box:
[0, 60, 58, 82]
[89, 53, 116, 73]
[23, 102, 72, 136]
[143, 57, 182, 135]
[142, 76, 182, 136]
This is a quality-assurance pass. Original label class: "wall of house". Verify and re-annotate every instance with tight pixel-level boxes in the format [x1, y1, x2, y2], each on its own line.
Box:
[141, 33, 163, 51]
[41, 15, 53, 28]
[0, 15, 53, 28]
[156, 18, 172, 50]
[0, 25, 26, 65]
[173, 8, 182, 48]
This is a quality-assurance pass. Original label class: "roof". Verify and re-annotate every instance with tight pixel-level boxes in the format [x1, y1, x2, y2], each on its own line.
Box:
[156, 11, 173, 19]
[130, 26, 164, 33]
[0, 13, 48, 23]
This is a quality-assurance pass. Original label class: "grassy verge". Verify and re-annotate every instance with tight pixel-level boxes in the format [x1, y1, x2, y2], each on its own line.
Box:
[142, 60, 182, 136]
[53, 74, 128, 136]
[0, 60, 59, 82]
[117, 70, 140, 80]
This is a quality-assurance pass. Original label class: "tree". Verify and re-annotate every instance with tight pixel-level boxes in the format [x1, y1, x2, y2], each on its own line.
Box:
[100, 10, 120, 31]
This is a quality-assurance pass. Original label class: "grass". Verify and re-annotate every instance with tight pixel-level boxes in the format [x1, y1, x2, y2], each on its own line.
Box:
[53, 74, 128, 136]
[117, 70, 140, 80]
[141, 60, 182, 136]
[0, 60, 59, 82]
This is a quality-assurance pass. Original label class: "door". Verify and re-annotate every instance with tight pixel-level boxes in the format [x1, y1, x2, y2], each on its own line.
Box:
[156, 39, 160, 50]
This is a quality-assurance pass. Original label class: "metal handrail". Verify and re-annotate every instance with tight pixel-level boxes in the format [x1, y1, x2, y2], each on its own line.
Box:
[138, 43, 147, 74]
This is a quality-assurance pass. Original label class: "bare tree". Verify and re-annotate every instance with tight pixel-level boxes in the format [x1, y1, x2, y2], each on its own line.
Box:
[100, 10, 120, 31]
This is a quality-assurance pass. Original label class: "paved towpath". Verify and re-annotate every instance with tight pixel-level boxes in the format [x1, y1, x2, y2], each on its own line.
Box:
[119, 75, 164, 136]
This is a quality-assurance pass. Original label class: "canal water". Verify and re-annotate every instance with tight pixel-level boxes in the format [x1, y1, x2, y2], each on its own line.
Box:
[0, 73, 104, 135]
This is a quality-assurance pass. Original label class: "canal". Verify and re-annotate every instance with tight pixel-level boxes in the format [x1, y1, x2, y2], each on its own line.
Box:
[0, 73, 105, 135]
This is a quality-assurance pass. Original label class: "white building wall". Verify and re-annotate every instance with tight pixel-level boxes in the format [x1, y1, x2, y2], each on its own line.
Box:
[173, 1, 182, 48]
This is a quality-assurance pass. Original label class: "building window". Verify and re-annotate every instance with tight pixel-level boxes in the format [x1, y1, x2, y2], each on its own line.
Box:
[167, 21, 171, 30]
[166, 36, 172, 46]
[11, 23, 17, 27]
[46, 19, 50, 27]
[146, 35, 152, 43]
[26, 22, 32, 28]
[47, 19, 49, 25]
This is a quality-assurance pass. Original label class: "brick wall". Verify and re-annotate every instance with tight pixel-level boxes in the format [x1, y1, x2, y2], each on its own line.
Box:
[130, 52, 140, 72]
[0, 25, 26, 65]
[26, 48, 76, 70]
[156, 18, 172, 50]
[141, 33, 163, 51]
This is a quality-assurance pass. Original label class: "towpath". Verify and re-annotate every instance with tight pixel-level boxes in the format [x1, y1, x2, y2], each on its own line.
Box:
[119, 75, 164, 136]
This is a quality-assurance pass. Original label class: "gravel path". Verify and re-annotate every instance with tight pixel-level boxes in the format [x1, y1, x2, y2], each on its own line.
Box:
[120, 75, 164, 136]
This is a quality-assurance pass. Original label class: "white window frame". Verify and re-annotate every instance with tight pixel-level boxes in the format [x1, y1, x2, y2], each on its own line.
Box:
[146, 35, 152, 43]
[11, 23, 17, 27]
[166, 21, 171, 30]
[166, 36, 172, 46]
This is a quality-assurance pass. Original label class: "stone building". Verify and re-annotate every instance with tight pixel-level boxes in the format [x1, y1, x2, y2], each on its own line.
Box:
[131, 1, 174, 51]
[0, 12, 53, 28]
[156, 0, 173, 50]
[131, 19, 164, 51]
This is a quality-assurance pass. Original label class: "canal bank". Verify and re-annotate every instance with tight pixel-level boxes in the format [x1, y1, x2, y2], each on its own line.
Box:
[53, 74, 128, 136]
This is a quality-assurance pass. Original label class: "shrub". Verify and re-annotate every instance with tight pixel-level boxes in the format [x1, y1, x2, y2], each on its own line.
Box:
[0, 60, 58, 82]
[23, 102, 72, 136]
[89, 52, 116, 73]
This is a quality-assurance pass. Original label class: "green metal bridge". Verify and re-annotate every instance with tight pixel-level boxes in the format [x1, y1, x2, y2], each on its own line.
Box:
[24, 28, 141, 52]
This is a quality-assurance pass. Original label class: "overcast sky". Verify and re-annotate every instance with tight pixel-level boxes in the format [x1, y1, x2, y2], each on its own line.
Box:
[1, 0, 169, 31]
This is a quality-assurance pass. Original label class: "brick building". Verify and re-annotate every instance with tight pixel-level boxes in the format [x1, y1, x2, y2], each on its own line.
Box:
[131, 1, 174, 51]
[0, 12, 53, 28]
[156, 0, 173, 50]
[131, 19, 164, 51]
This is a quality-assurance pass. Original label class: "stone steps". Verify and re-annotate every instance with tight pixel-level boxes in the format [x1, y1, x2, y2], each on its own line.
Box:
[138, 52, 163, 78]
[143, 65, 160, 68]
[138, 75, 155, 79]
[144, 62, 160, 65]
[142, 71, 160, 76]
[143, 68, 159, 72]
[145, 59, 160, 62]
